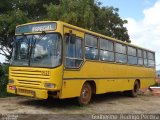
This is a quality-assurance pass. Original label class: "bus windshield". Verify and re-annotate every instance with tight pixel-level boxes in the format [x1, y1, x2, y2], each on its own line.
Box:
[11, 33, 62, 67]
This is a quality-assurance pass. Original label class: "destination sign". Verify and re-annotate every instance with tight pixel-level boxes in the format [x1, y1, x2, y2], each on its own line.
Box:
[15, 22, 56, 34]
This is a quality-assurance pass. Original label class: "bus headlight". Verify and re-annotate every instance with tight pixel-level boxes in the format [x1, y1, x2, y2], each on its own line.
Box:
[9, 79, 14, 84]
[44, 83, 55, 88]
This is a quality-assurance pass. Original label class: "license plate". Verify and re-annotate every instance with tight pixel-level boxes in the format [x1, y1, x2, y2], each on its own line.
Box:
[18, 88, 34, 95]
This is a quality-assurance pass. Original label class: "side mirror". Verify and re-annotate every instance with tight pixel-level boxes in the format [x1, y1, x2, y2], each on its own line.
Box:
[70, 34, 76, 44]
[65, 33, 76, 44]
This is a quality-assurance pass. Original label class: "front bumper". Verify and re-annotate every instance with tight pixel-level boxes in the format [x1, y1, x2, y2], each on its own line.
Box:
[7, 85, 48, 99]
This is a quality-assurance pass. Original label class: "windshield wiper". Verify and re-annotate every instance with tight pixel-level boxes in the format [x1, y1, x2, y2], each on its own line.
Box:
[21, 33, 31, 60]
[28, 31, 46, 66]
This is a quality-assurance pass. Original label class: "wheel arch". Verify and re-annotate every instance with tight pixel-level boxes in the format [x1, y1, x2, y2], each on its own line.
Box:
[135, 79, 141, 88]
[84, 80, 96, 94]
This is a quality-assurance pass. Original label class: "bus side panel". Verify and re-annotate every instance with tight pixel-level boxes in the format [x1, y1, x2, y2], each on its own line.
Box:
[59, 78, 136, 99]
[59, 80, 85, 99]
[63, 62, 155, 81]
[50, 65, 64, 90]
[62, 61, 155, 97]
[95, 79, 134, 94]
[140, 78, 156, 88]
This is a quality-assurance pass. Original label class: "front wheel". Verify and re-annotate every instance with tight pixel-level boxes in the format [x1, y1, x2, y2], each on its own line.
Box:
[78, 83, 92, 106]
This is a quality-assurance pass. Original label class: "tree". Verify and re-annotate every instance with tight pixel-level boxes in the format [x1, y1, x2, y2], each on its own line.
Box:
[0, 0, 130, 62]
[45, 0, 130, 42]
[45, 0, 95, 29]
[0, 9, 28, 60]
[93, 6, 130, 42]
[0, 0, 58, 61]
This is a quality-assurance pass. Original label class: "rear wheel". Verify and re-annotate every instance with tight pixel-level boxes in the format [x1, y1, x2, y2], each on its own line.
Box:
[124, 81, 140, 97]
[78, 83, 92, 106]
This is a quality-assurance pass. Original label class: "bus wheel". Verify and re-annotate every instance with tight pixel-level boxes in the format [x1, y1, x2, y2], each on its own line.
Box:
[132, 81, 140, 97]
[124, 81, 140, 97]
[78, 83, 92, 106]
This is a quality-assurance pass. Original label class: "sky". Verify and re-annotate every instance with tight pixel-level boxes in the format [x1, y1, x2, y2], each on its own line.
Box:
[0, 0, 160, 70]
[101, 0, 160, 70]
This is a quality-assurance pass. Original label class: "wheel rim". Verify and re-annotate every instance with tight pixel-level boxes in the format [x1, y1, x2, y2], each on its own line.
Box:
[79, 84, 91, 104]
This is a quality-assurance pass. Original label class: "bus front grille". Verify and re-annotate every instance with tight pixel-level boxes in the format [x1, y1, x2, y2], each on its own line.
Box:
[17, 80, 41, 86]
[10, 68, 50, 87]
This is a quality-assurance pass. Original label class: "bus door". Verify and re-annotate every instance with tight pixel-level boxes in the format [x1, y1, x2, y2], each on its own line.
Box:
[60, 26, 84, 98]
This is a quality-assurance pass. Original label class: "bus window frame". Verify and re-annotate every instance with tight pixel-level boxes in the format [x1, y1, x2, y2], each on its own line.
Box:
[127, 46, 138, 65]
[99, 37, 115, 62]
[10, 32, 63, 69]
[68, 30, 155, 69]
[84, 33, 99, 60]
[143, 50, 148, 67]
[137, 49, 144, 66]
[64, 34, 84, 69]
[115, 42, 127, 64]
[147, 51, 155, 67]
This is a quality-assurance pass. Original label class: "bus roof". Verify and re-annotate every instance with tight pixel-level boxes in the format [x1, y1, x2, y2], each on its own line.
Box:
[16, 21, 155, 53]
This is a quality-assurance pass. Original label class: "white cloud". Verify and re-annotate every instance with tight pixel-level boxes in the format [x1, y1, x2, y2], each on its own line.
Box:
[0, 54, 6, 63]
[125, 0, 160, 70]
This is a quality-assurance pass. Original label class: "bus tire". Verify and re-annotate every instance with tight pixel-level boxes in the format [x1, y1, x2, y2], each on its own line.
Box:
[78, 82, 92, 106]
[124, 80, 140, 97]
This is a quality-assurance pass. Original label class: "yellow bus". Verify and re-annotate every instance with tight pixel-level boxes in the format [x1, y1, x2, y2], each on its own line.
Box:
[7, 21, 156, 105]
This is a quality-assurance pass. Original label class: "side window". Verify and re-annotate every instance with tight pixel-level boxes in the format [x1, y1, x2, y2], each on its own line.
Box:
[128, 46, 137, 65]
[148, 52, 155, 67]
[100, 38, 114, 62]
[85, 34, 98, 60]
[65, 35, 83, 68]
[143, 50, 148, 66]
[137, 49, 143, 65]
[115, 43, 127, 63]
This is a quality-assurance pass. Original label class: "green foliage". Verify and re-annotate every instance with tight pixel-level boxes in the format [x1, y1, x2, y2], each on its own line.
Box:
[0, 67, 3, 76]
[45, 0, 130, 42]
[0, 0, 130, 62]
[0, 64, 9, 76]
[0, 76, 8, 97]
[0, 64, 11, 97]
[93, 7, 130, 42]
[0, 8, 29, 60]
[45, 0, 95, 29]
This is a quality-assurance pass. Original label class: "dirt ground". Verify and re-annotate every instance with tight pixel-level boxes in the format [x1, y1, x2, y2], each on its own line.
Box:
[0, 92, 160, 120]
